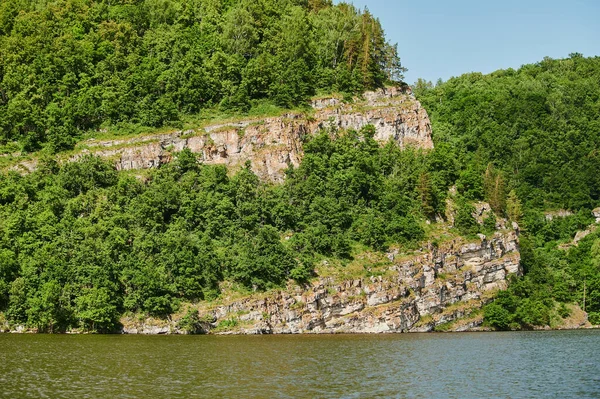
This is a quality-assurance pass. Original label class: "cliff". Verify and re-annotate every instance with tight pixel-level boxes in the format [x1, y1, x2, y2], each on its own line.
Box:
[67, 87, 432, 182]
[122, 229, 521, 334]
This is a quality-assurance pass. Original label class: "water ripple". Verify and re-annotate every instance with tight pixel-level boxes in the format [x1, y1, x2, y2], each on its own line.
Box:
[1, 331, 599, 399]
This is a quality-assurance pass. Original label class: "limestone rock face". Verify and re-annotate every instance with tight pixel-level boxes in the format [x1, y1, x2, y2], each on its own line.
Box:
[544, 210, 574, 221]
[76, 87, 433, 182]
[593, 208, 600, 223]
[122, 229, 520, 334]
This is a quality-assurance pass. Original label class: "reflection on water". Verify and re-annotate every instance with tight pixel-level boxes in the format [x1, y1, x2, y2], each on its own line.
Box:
[1, 330, 599, 398]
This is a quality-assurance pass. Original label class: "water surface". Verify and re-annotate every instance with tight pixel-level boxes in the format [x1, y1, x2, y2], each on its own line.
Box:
[1, 330, 599, 398]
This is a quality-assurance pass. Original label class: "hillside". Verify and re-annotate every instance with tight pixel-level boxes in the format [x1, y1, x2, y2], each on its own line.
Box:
[1, 0, 599, 333]
[0, 0, 405, 152]
[121, 225, 521, 334]
[0, 117, 439, 333]
[415, 54, 600, 328]
[7, 87, 433, 181]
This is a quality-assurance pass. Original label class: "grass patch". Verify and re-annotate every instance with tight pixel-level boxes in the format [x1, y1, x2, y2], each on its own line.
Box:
[0, 99, 314, 173]
[81, 122, 181, 143]
[311, 91, 344, 101]
[210, 125, 242, 134]
[434, 321, 454, 332]
[434, 308, 484, 332]
[313, 247, 395, 284]
[440, 297, 487, 317]
[212, 317, 239, 333]
[414, 314, 433, 327]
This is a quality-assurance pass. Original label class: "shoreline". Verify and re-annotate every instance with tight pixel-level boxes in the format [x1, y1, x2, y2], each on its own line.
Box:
[3, 323, 597, 335]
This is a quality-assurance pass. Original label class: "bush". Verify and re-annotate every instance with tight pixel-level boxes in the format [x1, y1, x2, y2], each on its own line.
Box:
[484, 303, 512, 330]
[455, 199, 478, 235]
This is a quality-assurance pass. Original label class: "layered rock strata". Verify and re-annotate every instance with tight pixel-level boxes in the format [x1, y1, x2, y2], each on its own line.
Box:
[122, 230, 520, 334]
[71, 87, 432, 182]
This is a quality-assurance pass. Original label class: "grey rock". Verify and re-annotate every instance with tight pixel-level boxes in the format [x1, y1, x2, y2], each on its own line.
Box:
[180, 229, 522, 335]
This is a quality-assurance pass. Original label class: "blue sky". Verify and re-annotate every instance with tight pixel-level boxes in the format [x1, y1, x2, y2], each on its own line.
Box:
[337, 0, 600, 84]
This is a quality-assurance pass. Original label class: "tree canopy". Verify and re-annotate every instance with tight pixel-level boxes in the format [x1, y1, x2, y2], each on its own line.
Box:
[0, 126, 442, 332]
[2, 19, 600, 332]
[415, 54, 600, 212]
[0, 0, 405, 152]
[414, 55, 600, 329]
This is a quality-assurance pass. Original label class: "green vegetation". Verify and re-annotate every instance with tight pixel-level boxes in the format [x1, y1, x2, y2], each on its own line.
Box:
[0, 125, 448, 332]
[415, 54, 600, 329]
[1, 0, 599, 333]
[0, 0, 405, 152]
[482, 225, 600, 329]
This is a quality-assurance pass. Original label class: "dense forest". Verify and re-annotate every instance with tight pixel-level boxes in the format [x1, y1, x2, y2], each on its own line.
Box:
[0, 0, 404, 152]
[0, 0, 599, 332]
[415, 54, 600, 328]
[0, 129, 447, 332]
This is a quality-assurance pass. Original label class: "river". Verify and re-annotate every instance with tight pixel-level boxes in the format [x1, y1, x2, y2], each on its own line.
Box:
[1, 330, 599, 398]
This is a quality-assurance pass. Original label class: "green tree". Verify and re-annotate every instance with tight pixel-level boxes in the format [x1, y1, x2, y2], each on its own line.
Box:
[416, 172, 436, 219]
[484, 164, 506, 214]
[506, 190, 523, 223]
[484, 303, 512, 330]
[454, 199, 478, 236]
[74, 287, 119, 332]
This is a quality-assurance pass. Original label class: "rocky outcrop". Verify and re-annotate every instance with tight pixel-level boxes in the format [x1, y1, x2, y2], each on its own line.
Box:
[544, 209, 574, 221]
[593, 208, 600, 223]
[573, 226, 598, 245]
[72, 87, 432, 182]
[122, 229, 520, 334]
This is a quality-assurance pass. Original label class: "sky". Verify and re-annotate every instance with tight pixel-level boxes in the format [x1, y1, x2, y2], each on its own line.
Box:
[337, 0, 600, 84]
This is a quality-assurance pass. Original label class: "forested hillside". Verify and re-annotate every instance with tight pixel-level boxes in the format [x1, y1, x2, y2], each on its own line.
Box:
[415, 54, 600, 211]
[0, 0, 404, 151]
[0, 128, 444, 332]
[415, 54, 600, 328]
[1, 0, 599, 333]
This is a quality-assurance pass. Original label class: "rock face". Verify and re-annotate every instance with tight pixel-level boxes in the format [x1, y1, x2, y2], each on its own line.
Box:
[544, 210, 574, 221]
[593, 208, 600, 223]
[74, 87, 433, 182]
[122, 229, 520, 334]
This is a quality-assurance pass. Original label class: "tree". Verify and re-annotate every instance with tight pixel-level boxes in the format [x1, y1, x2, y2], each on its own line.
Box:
[231, 225, 299, 289]
[0, 249, 17, 309]
[382, 42, 406, 84]
[454, 199, 478, 235]
[0, 0, 400, 150]
[484, 164, 506, 214]
[26, 280, 66, 333]
[506, 190, 523, 223]
[416, 172, 436, 219]
[74, 287, 119, 332]
[174, 148, 200, 174]
[222, 5, 258, 57]
[456, 166, 483, 200]
[484, 303, 511, 330]
[269, 6, 315, 106]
